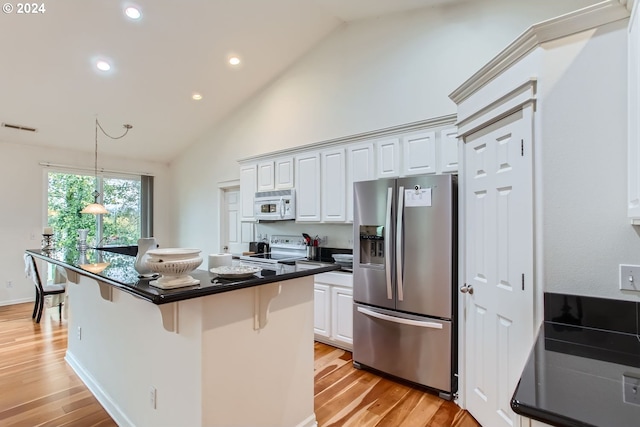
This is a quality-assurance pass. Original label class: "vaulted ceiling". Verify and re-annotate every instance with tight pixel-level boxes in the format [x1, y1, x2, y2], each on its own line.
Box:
[0, 0, 467, 163]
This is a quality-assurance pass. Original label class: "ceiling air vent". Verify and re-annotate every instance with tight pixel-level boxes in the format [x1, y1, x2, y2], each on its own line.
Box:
[2, 122, 37, 132]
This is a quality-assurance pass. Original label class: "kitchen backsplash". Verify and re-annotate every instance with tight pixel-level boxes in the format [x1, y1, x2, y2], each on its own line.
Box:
[256, 222, 354, 249]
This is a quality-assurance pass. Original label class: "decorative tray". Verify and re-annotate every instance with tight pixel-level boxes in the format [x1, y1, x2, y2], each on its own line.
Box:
[210, 265, 262, 279]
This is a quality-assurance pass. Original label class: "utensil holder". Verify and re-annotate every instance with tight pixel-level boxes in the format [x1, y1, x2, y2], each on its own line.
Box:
[306, 246, 317, 261]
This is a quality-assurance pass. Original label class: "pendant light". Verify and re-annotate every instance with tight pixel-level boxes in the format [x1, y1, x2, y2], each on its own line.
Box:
[81, 118, 133, 214]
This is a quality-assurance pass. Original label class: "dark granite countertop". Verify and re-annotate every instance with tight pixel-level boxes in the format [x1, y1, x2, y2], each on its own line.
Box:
[26, 246, 340, 305]
[511, 293, 640, 427]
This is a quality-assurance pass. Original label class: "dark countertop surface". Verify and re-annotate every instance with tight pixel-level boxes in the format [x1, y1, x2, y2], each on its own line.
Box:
[511, 293, 640, 427]
[26, 246, 340, 305]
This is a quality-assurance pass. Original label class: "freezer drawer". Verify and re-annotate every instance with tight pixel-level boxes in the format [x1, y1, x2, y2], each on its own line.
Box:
[353, 303, 453, 394]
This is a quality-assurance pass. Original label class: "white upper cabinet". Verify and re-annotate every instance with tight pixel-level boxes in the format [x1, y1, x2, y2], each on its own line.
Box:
[346, 142, 375, 222]
[376, 137, 401, 178]
[629, 4, 640, 223]
[275, 156, 294, 189]
[439, 127, 459, 173]
[256, 157, 294, 191]
[321, 148, 346, 222]
[401, 131, 436, 176]
[239, 163, 257, 221]
[257, 161, 275, 191]
[239, 118, 457, 224]
[295, 152, 321, 222]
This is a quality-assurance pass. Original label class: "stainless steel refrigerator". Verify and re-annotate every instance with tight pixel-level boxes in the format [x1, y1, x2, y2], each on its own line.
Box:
[352, 174, 457, 399]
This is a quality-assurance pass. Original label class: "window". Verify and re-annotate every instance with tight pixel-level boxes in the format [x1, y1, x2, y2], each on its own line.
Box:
[47, 170, 152, 248]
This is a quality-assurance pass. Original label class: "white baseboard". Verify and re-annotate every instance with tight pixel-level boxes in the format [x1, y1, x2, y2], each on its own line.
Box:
[0, 297, 34, 306]
[65, 351, 135, 427]
[296, 413, 318, 427]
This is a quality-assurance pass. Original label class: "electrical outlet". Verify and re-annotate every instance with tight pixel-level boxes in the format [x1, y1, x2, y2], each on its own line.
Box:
[77, 326, 82, 340]
[623, 374, 640, 406]
[5, 281, 12, 288]
[149, 386, 157, 409]
[619, 264, 640, 291]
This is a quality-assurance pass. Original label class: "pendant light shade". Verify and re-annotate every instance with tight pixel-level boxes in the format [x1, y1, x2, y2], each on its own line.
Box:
[81, 118, 132, 215]
[81, 202, 109, 214]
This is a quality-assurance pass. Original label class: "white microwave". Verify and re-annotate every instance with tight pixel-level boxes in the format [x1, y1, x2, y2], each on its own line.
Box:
[254, 189, 296, 221]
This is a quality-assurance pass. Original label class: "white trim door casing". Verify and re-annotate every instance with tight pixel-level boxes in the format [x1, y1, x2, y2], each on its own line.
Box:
[463, 107, 534, 427]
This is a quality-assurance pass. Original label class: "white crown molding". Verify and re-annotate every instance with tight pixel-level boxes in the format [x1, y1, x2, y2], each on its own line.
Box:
[238, 113, 457, 163]
[449, 0, 631, 104]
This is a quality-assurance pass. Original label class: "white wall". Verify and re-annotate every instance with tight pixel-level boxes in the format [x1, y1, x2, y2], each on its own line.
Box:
[172, 0, 599, 258]
[0, 141, 173, 306]
[539, 19, 640, 300]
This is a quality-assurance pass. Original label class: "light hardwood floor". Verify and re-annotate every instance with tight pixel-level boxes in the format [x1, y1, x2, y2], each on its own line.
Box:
[0, 302, 480, 427]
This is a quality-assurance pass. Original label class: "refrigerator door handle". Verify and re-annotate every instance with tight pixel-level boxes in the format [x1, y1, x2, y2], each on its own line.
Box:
[357, 307, 443, 329]
[385, 187, 393, 300]
[396, 185, 405, 301]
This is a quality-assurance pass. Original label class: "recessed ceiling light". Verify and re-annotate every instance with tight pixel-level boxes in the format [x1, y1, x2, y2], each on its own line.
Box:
[228, 56, 241, 66]
[96, 60, 111, 71]
[124, 6, 141, 20]
[192, 93, 203, 101]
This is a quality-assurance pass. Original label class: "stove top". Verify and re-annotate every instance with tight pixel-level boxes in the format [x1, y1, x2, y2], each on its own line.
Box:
[239, 252, 305, 265]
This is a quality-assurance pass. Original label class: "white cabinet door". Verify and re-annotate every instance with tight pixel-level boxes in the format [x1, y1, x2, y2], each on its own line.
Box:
[376, 137, 400, 178]
[257, 161, 275, 191]
[321, 148, 346, 222]
[295, 152, 321, 222]
[331, 286, 353, 348]
[439, 127, 459, 173]
[346, 142, 375, 222]
[239, 164, 257, 221]
[314, 284, 331, 338]
[402, 131, 436, 175]
[629, 5, 640, 222]
[275, 156, 294, 189]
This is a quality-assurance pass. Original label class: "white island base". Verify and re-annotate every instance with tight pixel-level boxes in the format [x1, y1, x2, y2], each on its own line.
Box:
[64, 273, 316, 427]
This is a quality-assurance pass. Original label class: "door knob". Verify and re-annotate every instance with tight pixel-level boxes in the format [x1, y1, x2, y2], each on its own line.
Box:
[460, 284, 474, 295]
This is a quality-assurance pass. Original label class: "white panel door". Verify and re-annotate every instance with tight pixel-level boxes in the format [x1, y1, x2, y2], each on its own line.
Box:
[346, 142, 375, 222]
[331, 286, 353, 348]
[239, 164, 257, 221]
[402, 131, 436, 175]
[222, 189, 242, 254]
[463, 108, 534, 427]
[275, 157, 294, 189]
[321, 148, 346, 222]
[439, 127, 459, 173]
[376, 137, 400, 178]
[295, 152, 321, 222]
[314, 284, 331, 337]
[257, 161, 275, 191]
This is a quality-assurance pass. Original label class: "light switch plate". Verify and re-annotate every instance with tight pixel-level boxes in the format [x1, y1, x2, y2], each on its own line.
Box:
[619, 264, 640, 291]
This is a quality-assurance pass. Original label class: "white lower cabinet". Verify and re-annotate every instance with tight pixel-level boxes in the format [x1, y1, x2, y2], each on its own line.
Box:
[313, 284, 331, 338]
[331, 286, 353, 347]
[313, 271, 353, 350]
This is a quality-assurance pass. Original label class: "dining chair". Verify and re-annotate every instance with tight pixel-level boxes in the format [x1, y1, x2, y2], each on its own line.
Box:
[24, 254, 66, 323]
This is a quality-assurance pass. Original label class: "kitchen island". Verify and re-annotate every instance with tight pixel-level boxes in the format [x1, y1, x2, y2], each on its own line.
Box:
[27, 247, 340, 427]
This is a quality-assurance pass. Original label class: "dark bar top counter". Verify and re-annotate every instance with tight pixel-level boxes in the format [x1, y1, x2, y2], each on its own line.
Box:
[26, 246, 340, 305]
[511, 292, 640, 427]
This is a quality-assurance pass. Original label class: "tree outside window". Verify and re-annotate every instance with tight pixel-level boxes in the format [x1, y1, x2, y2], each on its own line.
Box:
[47, 172, 141, 248]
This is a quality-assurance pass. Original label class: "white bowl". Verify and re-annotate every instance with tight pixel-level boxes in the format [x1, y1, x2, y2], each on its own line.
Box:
[332, 254, 353, 262]
[146, 248, 201, 262]
[146, 256, 203, 277]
